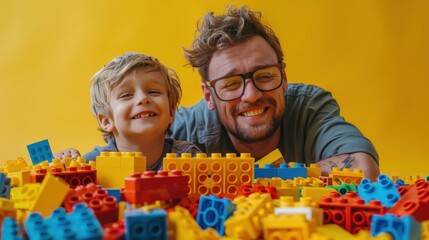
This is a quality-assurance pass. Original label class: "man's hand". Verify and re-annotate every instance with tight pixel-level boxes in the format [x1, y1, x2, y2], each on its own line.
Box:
[317, 152, 380, 182]
[54, 148, 81, 160]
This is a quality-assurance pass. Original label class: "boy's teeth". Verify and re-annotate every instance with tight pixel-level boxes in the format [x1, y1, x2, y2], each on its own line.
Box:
[242, 108, 264, 117]
[134, 112, 155, 119]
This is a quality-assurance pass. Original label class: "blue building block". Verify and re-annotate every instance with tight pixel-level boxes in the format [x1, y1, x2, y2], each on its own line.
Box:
[371, 214, 421, 240]
[24, 203, 103, 240]
[1, 217, 24, 240]
[196, 195, 236, 236]
[105, 188, 121, 203]
[276, 163, 307, 180]
[254, 164, 277, 179]
[27, 139, 54, 164]
[125, 208, 167, 240]
[0, 173, 13, 199]
[358, 174, 400, 208]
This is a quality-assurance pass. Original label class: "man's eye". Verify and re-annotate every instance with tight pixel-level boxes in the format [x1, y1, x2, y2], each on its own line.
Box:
[220, 79, 242, 90]
[254, 73, 275, 83]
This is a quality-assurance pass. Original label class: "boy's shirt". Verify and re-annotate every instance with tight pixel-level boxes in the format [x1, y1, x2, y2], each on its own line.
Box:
[82, 137, 201, 171]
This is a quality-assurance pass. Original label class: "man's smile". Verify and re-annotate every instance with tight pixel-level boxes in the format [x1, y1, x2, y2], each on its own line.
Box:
[239, 107, 268, 117]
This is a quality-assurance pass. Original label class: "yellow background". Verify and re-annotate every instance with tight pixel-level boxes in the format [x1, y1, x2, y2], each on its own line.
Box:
[1, 1, 428, 176]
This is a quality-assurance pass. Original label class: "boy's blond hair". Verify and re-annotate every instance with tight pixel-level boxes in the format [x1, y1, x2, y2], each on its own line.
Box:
[90, 52, 182, 142]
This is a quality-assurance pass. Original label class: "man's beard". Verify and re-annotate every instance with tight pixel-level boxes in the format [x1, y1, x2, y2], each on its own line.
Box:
[218, 98, 284, 144]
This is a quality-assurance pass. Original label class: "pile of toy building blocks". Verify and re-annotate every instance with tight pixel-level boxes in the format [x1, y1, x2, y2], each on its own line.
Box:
[0, 139, 428, 240]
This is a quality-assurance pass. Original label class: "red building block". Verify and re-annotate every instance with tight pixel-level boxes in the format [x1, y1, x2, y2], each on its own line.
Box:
[123, 170, 189, 204]
[237, 183, 279, 199]
[103, 220, 125, 240]
[30, 166, 96, 188]
[318, 192, 386, 234]
[388, 179, 429, 222]
[63, 183, 118, 225]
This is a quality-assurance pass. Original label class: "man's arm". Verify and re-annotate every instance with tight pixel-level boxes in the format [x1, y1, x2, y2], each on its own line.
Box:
[317, 152, 380, 182]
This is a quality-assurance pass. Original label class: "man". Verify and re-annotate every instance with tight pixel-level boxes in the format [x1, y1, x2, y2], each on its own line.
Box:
[172, 5, 380, 181]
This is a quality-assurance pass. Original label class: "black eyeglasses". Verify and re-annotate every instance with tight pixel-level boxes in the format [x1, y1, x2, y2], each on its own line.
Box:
[205, 63, 285, 101]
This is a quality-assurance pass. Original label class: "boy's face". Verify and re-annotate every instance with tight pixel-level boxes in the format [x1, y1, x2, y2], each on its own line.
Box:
[99, 68, 174, 141]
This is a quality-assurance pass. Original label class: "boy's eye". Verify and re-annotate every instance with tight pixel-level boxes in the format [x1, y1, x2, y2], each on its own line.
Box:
[148, 90, 162, 95]
[119, 93, 132, 99]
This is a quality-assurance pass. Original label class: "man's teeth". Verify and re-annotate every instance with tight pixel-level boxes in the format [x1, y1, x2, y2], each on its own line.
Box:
[242, 108, 264, 117]
[133, 113, 155, 119]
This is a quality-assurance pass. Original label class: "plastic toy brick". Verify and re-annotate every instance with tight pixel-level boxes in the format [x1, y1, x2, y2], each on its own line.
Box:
[104, 220, 125, 240]
[224, 193, 274, 239]
[24, 202, 103, 239]
[422, 220, 429, 240]
[7, 170, 31, 187]
[326, 183, 357, 196]
[124, 208, 167, 240]
[0, 172, 13, 198]
[32, 158, 65, 172]
[329, 167, 364, 186]
[2, 157, 29, 173]
[96, 152, 146, 188]
[388, 179, 429, 222]
[262, 214, 316, 240]
[254, 163, 277, 179]
[1, 217, 24, 240]
[318, 192, 387, 234]
[301, 187, 337, 204]
[168, 206, 219, 240]
[306, 163, 322, 178]
[238, 183, 279, 199]
[10, 183, 41, 210]
[63, 183, 118, 225]
[196, 195, 236, 236]
[105, 188, 122, 203]
[371, 214, 421, 240]
[172, 193, 200, 218]
[123, 170, 189, 204]
[255, 148, 285, 167]
[294, 177, 324, 187]
[0, 198, 17, 228]
[318, 176, 333, 187]
[30, 165, 96, 188]
[358, 174, 401, 209]
[30, 173, 70, 217]
[350, 230, 393, 240]
[314, 224, 354, 239]
[274, 196, 323, 225]
[163, 153, 254, 196]
[277, 162, 307, 180]
[256, 177, 300, 201]
[26, 139, 54, 164]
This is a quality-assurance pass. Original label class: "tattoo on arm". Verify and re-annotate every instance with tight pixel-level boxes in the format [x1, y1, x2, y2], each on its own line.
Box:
[328, 155, 355, 170]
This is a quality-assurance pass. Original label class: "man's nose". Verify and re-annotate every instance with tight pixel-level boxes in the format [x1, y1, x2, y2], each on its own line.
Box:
[240, 79, 263, 103]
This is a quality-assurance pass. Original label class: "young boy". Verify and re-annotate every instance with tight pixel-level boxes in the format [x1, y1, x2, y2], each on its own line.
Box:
[56, 52, 201, 170]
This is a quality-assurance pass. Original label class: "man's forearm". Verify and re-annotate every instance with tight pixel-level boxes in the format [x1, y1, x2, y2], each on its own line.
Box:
[317, 152, 380, 182]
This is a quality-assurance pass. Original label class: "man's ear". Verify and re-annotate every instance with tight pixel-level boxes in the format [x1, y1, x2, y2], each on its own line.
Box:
[97, 113, 114, 132]
[201, 83, 216, 110]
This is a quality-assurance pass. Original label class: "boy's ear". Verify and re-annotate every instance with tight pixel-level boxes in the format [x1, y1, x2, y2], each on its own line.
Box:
[201, 82, 216, 110]
[169, 107, 175, 124]
[97, 113, 114, 132]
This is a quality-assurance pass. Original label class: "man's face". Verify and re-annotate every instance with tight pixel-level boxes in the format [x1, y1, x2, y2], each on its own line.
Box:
[203, 36, 288, 144]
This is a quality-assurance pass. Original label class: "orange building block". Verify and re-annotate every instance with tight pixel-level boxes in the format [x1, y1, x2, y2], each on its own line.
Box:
[329, 168, 364, 186]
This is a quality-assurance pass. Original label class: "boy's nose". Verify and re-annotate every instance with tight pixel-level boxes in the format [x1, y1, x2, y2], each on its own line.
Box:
[241, 79, 263, 103]
[137, 94, 150, 105]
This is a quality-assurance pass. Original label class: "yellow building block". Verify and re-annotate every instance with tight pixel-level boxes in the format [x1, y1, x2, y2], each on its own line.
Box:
[7, 170, 31, 187]
[301, 187, 337, 203]
[314, 224, 353, 240]
[168, 206, 219, 240]
[294, 177, 324, 187]
[225, 193, 274, 239]
[163, 152, 254, 196]
[329, 167, 364, 186]
[256, 177, 300, 201]
[262, 214, 316, 240]
[274, 196, 323, 225]
[10, 183, 41, 210]
[96, 152, 146, 188]
[307, 164, 322, 178]
[255, 148, 285, 167]
[351, 230, 393, 240]
[31, 173, 69, 217]
[2, 157, 29, 173]
[422, 220, 429, 240]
